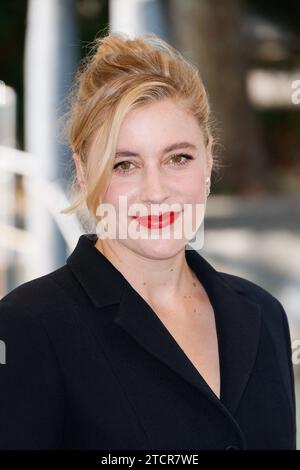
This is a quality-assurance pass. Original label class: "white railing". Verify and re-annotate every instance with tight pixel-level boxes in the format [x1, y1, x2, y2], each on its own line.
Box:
[0, 145, 83, 294]
[0, 145, 82, 252]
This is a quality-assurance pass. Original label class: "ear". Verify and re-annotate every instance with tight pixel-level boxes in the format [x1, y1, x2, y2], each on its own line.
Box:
[72, 153, 87, 193]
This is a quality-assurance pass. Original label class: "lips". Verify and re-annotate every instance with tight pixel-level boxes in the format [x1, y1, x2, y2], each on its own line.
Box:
[131, 211, 181, 229]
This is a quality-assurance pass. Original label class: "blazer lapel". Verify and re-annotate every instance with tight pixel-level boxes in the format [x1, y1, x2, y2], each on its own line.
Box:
[114, 279, 220, 404]
[67, 234, 262, 418]
[114, 246, 262, 417]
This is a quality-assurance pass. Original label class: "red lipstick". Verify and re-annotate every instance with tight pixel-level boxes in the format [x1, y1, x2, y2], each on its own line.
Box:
[131, 211, 181, 229]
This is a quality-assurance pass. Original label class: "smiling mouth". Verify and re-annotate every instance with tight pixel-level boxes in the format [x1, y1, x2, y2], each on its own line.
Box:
[130, 211, 181, 229]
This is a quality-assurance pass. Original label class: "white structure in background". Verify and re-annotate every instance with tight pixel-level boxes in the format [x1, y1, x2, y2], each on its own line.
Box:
[24, 0, 77, 279]
[247, 69, 300, 108]
[0, 145, 83, 292]
[0, 83, 17, 294]
[0, 82, 16, 147]
[109, 0, 169, 39]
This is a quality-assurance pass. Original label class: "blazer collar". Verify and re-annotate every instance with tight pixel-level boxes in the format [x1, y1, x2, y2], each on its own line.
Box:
[67, 233, 262, 419]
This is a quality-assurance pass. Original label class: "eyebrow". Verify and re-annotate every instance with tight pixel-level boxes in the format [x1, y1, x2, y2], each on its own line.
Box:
[115, 141, 197, 158]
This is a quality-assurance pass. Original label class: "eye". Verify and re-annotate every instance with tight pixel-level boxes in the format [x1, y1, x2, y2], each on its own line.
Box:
[113, 160, 136, 174]
[112, 153, 194, 175]
[169, 153, 194, 167]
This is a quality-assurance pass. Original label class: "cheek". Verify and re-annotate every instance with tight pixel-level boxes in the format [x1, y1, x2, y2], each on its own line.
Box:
[100, 179, 137, 209]
[180, 171, 205, 201]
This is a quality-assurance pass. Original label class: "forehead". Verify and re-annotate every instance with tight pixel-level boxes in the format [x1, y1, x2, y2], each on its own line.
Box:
[117, 100, 203, 150]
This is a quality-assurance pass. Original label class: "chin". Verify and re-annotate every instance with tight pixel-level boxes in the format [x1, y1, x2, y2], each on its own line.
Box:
[129, 238, 187, 260]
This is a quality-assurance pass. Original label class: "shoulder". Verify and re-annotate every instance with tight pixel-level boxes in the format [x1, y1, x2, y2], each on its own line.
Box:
[217, 270, 293, 368]
[0, 275, 66, 448]
[217, 270, 281, 307]
[217, 270, 295, 399]
[216, 270, 290, 338]
[217, 271, 296, 424]
[0, 264, 83, 326]
[0, 264, 87, 371]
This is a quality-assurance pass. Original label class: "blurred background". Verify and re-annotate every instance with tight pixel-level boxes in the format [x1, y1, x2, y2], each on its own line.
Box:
[0, 0, 299, 448]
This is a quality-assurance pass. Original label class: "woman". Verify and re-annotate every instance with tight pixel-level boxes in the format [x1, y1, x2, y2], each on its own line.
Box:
[0, 32, 296, 450]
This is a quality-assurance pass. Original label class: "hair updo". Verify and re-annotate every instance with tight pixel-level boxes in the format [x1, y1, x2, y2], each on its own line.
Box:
[61, 31, 219, 223]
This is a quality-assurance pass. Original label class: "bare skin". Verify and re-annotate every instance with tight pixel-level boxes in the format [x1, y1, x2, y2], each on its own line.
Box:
[143, 268, 221, 399]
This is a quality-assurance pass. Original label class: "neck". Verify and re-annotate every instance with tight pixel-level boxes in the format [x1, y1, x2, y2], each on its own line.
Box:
[94, 238, 199, 306]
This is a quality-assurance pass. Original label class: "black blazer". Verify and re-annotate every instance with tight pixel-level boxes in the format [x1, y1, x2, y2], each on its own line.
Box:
[0, 233, 297, 450]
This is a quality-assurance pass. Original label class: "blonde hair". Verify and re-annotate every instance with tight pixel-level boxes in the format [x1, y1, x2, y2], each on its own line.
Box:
[60, 31, 221, 223]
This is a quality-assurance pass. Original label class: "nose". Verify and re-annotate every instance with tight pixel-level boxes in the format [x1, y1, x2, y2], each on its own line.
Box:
[139, 166, 170, 206]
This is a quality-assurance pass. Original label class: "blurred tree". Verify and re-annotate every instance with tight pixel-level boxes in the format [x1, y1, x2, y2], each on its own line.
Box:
[168, 0, 270, 194]
[0, 0, 28, 149]
[76, 0, 109, 62]
[246, 0, 300, 35]
[0, 0, 109, 150]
